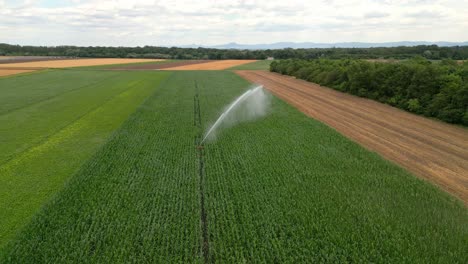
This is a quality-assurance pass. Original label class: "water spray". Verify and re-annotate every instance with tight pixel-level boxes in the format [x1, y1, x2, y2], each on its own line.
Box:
[200, 85, 270, 144]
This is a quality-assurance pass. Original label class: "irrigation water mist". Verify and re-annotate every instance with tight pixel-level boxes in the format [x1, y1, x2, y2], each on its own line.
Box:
[201, 85, 271, 144]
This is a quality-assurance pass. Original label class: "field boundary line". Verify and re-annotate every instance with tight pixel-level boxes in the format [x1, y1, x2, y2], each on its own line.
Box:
[194, 81, 210, 263]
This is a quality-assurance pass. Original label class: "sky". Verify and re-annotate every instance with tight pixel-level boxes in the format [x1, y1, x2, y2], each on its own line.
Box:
[1, 0, 467, 47]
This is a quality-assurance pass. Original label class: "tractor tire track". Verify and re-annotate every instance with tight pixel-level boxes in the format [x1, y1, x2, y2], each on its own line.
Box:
[194, 81, 210, 263]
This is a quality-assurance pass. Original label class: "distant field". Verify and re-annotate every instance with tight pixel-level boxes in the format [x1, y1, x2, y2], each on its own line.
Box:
[109, 60, 210, 70]
[0, 56, 70, 64]
[162, 60, 257, 70]
[228, 60, 272, 70]
[0, 70, 169, 249]
[1, 71, 466, 262]
[0, 58, 164, 68]
[74, 60, 177, 70]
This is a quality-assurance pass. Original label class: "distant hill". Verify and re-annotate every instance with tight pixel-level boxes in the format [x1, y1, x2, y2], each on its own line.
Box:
[181, 41, 468, 50]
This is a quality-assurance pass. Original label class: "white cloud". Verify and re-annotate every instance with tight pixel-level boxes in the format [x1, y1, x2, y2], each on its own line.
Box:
[0, 0, 467, 46]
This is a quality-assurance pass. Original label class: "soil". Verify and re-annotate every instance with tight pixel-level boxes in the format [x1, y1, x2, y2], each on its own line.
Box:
[236, 70, 468, 204]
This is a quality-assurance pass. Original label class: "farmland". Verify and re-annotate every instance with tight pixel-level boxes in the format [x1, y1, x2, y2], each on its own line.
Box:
[161, 60, 257, 70]
[0, 70, 169, 248]
[0, 58, 168, 77]
[0, 69, 466, 262]
[0, 69, 36, 77]
[227, 60, 272, 70]
[237, 70, 468, 203]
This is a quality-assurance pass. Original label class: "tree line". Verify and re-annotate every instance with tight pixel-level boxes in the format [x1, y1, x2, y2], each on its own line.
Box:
[270, 58, 468, 125]
[1, 43, 468, 60]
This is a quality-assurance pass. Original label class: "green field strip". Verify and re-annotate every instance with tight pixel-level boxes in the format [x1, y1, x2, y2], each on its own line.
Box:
[1, 71, 466, 262]
[0, 70, 122, 115]
[227, 60, 272, 70]
[0, 71, 154, 165]
[0, 73, 119, 116]
[1, 72, 200, 262]
[0, 78, 143, 166]
[0, 71, 170, 249]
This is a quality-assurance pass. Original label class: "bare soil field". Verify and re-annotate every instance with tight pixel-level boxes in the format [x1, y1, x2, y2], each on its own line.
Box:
[0, 69, 37, 77]
[113, 60, 213, 70]
[1, 58, 164, 68]
[236, 70, 468, 203]
[162, 60, 257, 70]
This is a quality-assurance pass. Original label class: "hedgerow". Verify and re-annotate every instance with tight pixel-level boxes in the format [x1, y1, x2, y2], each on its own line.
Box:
[271, 58, 468, 125]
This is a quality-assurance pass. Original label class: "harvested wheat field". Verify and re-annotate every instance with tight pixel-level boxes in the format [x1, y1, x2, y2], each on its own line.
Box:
[0, 69, 37, 77]
[236, 70, 468, 204]
[162, 59, 257, 70]
[2, 58, 165, 68]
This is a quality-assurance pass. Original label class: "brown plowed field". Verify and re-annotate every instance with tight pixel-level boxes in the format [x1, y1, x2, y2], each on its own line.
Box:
[236, 70, 468, 203]
[1, 58, 164, 68]
[162, 60, 257, 70]
[113, 60, 214, 70]
[0, 69, 37, 77]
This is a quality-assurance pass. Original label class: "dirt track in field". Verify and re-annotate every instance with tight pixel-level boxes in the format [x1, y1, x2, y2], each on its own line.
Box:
[236, 70, 468, 204]
[1, 58, 164, 68]
[0, 69, 37, 77]
[162, 60, 257, 70]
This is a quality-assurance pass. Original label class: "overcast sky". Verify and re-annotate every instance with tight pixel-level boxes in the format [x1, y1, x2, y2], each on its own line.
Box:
[1, 0, 467, 47]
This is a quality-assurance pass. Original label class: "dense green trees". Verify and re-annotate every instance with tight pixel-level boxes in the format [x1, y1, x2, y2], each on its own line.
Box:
[1, 43, 468, 60]
[271, 58, 468, 125]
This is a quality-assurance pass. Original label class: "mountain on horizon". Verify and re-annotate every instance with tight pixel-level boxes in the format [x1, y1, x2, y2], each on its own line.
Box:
[180, 41, 468, 50]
